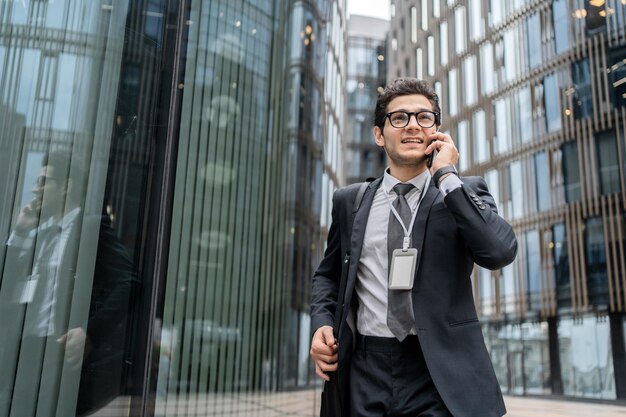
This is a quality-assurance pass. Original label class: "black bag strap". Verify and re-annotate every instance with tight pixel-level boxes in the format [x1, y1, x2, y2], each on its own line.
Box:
[333, 180, 371, 334]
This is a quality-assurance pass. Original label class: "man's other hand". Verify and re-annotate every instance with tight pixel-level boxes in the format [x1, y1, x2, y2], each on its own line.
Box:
[310, 325, 338, 381]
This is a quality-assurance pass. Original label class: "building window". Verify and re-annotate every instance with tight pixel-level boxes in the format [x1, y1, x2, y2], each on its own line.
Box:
[510, 160, 524, 219]
[480, 41, 495, 95]
[490, 0, 505, 27]
[440, 21, 448, 66]
[544, 73, 562, 133]
[411, 7, 418, 43]
[552, 0, 570, 54]
[534, 151, 551, 211]
[427, 35, 435, 76]
[585, 217, 609, 306]
[448, 68, 458, 116]
[608, 47, 626, 110]
[553, 223, 570, 308]
[571, 59, 593, 119]
[559, 315, 616, 399]
[562, 141, 581, 202]
[494, 96, 512, 154]
[525, 229, 541, 312]
[458, 120, 469, 171]
[526, 12, 542, 69]
[416, 48, 423, 79]
[485, 168, 501, 213]
[432, 0, 440, 18]
[421, 0, 428, 30]
[464, 55, 477, 106]
[473, 109, 488, 164]
[469, 0, 483, 41]
[518, 87, 533, 143]
[455, 6, 466, 55]
[596, 130, 621, 195]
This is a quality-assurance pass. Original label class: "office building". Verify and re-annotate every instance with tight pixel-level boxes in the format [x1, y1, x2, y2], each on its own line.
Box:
[0, 0, 345, 415]
[389, 0, 626, 401]
[345, 14, 388, 183]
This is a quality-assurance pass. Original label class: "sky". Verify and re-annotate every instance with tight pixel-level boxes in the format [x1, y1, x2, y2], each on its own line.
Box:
[347, 0, 390, 19]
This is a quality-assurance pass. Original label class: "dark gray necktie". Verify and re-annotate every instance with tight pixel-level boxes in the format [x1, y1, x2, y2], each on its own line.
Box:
[387, 183, 416, 341]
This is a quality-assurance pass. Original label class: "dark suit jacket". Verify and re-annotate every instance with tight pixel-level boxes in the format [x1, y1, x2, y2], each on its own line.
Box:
[311, 176, 517, 417]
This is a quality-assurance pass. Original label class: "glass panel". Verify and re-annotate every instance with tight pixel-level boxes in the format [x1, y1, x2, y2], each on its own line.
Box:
[559, 315, 616, 399]
[455, 6, 466, 55]
[427, 36, 435, 76]
[473, 110, 488, 164]
[458, 120, 469, 171]
[553, 223, 571, 308]
[464, 55, 477, 106]
[526, 230, 541, 311]
[0, 1, 165, 415]
[448, 68, 458, 116]
[510, 160, 524, 219]
[553, 0, 570, 54]
[562, 141, 581, 202]
[469, 0, 484, 41]
[526, 12, 542, 69]
[585, 217, 609, 306]
[571, 59, 593, 119]
[440, 21, 448, 66]
[480, 42, 495, 95]
[596, 130, 620, 195]
[534, 151, 551, 211]
[522, 322, 551, 395]
[608, 47, 626, 110]
[544, 73, 562, 132]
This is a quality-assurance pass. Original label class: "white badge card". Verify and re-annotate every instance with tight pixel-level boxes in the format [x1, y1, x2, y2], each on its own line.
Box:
[389, 248, 417, 290]
[17, 275, 39, 304]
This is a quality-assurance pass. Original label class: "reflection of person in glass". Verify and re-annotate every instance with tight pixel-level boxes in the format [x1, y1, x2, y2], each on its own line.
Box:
[0, 152, 137, 416]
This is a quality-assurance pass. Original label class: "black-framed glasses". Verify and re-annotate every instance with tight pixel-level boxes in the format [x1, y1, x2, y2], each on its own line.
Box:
[385, 110, 439, 128]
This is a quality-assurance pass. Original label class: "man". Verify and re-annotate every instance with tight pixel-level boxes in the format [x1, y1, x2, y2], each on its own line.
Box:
[310, 78, 517, 417]
[0, 152, 137, 416]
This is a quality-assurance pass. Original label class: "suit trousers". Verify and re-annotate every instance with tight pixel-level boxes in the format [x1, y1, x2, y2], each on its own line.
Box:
[350, 334, 453, 417]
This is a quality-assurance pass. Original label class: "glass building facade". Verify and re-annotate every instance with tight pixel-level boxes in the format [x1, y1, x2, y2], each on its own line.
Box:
[345, 14, 388, 184]
[390, 0, 626, 402]
[0, 0, 345, 416]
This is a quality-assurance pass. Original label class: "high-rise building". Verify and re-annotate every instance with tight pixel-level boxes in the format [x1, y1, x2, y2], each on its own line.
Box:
[0, 0, 345, 415]
[390, 0, 626, 402]
[345, 14, 388, 184]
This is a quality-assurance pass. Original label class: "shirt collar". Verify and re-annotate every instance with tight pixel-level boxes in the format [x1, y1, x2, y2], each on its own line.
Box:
[383, 168, 431, 195]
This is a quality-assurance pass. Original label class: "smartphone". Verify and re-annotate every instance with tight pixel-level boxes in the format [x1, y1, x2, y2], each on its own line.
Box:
[426, 139, 437, 168]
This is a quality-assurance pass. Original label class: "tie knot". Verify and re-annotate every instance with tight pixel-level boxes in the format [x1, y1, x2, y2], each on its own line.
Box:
[392, 183, 415, 197]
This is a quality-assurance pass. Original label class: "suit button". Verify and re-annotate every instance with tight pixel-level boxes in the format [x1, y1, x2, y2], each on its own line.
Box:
[479, 204, 486, 210]
[469, 192, 477, 198]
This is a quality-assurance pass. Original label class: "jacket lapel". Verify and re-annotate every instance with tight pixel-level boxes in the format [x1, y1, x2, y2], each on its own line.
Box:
[411, 179, 438, 277]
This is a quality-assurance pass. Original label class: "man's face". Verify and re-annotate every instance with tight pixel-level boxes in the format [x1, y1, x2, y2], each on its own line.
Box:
[31, 165, 65, 216]
[374, 94, 438, 170]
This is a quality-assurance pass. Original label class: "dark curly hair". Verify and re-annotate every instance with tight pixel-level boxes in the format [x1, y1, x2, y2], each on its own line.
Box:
[373, 78, 441, 129]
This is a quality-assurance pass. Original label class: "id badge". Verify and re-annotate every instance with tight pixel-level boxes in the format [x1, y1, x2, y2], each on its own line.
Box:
[18, 275, 39, 304]
[389, 248, 417, 290]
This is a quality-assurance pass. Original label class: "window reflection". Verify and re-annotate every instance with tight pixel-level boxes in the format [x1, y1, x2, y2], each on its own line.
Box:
[559, 315, 616, 399]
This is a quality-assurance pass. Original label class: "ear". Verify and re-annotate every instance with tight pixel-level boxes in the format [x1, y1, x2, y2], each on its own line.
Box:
[374, 126, 385, 148]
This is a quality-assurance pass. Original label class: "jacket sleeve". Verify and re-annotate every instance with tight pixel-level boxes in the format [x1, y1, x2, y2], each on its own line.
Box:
[443, 176, 517, 270]
[310, 190, 343, 338]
